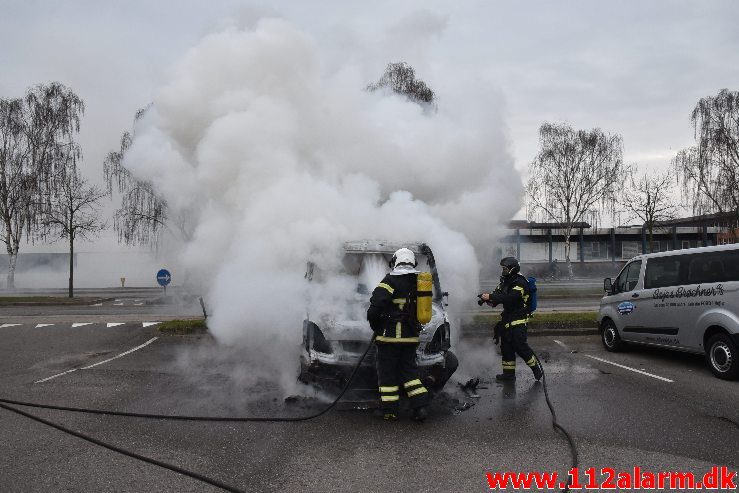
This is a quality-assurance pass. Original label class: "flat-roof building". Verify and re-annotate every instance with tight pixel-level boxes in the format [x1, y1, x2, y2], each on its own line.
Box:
[495, 212, 738, 278]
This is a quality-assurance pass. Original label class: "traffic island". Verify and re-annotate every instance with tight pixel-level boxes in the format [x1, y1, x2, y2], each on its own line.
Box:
[157, 319, 209, 335]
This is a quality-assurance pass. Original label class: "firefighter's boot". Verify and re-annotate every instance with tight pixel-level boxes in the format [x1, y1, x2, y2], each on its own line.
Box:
[495, 371, 516, 382]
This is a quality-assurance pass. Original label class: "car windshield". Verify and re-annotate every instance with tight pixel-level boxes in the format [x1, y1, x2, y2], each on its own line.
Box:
[341, 252, 432, 294]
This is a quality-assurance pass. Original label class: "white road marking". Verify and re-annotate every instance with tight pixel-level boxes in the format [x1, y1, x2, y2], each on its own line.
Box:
[553, 339, 571, 351]
[133, 303, 144, 306]
[106, 322, 125, 328]
[142, 322, 160, 328]
[35, 368, 78, 384]
[90, 303, 103, 307]
[584, 354, 674, 383]
[35, 324, 54, 328]
[80, 337, 158, 369]
[554, 338, 673, 383]
[71, 323, 93, 328]
[1, 323, 22, 328]
[34, 337, 159, 383]
[113, 303, 124, 306]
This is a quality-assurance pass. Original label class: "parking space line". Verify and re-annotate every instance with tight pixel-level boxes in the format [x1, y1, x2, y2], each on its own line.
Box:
[34, 337, 158, 383]
[584, 354, 674, 383]
[80, 337, 158, 369]
[35, 368, 78, 383]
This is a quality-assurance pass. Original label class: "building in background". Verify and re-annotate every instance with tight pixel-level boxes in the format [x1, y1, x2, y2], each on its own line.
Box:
[495, 213, 737, 279]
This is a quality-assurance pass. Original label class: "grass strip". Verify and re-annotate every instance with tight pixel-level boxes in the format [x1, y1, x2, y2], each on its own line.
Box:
[158, 319, 208, 335]
[471, 311, 598, 330]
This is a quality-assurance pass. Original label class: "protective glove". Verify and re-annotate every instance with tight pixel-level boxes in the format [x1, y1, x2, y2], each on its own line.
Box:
[478, 293, 497, 307]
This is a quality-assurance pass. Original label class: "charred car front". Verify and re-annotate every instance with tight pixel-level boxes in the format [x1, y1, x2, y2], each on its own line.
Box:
[299, 241, 458, 403]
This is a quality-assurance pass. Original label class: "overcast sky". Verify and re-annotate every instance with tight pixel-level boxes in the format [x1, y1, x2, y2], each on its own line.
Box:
[2, 0, 739, 251]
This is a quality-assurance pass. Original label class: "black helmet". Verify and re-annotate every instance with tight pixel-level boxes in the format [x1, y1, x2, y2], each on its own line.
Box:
[500, 257, 520, 276]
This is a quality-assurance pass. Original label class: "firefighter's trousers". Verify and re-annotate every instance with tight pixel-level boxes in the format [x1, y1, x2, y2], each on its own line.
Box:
[376, 343, 429, 414]
[500, 323, 537, 374]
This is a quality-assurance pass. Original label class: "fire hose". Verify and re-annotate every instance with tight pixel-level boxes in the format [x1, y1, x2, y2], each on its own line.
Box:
[1, 313, 578, 492]
[0, 335, 378, 492]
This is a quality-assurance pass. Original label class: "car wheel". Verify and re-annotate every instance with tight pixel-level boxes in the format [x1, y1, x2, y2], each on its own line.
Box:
[706, 333, 739, 380]
[601, 319, 625, 352]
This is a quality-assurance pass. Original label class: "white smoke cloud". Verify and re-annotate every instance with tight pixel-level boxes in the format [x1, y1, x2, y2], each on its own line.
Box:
[122, 16, 522, 389]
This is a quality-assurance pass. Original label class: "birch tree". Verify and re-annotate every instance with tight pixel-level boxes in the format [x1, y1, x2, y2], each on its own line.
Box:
[527, 122, 626, 278]
[674, 88, 739, 237]
[103, 108, 169, 247]
[0, 83, 84, 289]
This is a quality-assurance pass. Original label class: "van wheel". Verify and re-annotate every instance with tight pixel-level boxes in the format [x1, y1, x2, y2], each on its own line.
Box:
[706, 334, 739, 380]
[601, 319, 625, 352]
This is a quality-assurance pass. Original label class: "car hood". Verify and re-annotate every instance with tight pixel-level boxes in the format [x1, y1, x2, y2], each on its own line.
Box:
[319, 320, 373, 341]
[314, 303, 446, 342]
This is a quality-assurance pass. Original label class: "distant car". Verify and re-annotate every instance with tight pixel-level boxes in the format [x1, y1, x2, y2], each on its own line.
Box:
[299, 241, 458, 403]
[598, 243, 739, 380]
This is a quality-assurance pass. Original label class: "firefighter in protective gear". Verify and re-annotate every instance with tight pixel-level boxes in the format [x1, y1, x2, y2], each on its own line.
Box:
[367, 248, 430, 421]
[480, 257, 542, 382]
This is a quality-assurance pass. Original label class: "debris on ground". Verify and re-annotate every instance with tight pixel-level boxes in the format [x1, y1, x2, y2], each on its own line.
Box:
[453, 402, 473, 414]
[459, 377, 481, 398]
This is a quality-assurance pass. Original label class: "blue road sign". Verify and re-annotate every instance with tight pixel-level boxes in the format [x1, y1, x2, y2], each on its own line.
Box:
[156, 269, 172, 287]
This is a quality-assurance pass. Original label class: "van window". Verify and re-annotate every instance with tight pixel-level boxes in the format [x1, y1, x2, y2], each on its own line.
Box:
[644, 257, 682, 289]
[686, 249, 739, 284]
[615, 260, 642, 292]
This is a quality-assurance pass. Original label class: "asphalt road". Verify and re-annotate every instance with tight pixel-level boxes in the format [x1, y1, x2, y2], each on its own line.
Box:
[0, 304, 737, 492]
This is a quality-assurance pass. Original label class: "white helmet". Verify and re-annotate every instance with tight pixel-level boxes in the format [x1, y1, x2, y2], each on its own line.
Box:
[391, 248, 417, 268]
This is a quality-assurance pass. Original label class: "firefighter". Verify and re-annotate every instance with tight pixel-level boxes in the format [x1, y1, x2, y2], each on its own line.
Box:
[480, 257, 542, 382]
[367, 247, 430, 422]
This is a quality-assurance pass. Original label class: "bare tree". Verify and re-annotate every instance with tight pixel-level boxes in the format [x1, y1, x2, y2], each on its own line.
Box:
[621, 169, 677, 252]
[367, 62, 436, 108]
[39, 170, 106, 297]
[674, 88, 739, 237]
[0, 83, 84, 289]
[103, 107, 171, 247]
[527, 122, 626, 278]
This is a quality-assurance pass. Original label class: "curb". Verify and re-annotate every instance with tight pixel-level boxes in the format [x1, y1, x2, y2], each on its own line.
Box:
[462, 326, 599, 338]
[0, 297, 114, 307]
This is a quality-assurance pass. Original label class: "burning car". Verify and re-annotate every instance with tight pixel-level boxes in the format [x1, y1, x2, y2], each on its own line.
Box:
[299, 241, 458, 404]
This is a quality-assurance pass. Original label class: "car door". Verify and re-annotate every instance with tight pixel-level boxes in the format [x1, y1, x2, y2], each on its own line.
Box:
[641, 255, 685, 348]
[610, 259, 650, 343]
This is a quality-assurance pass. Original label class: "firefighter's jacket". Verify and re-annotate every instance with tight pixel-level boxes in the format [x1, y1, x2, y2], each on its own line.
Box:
[367, 272, 420, 344]
[490, 273, 530, 328]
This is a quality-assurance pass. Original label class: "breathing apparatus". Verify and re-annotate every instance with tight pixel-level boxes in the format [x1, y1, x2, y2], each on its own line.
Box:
[388, 248, 432, 325]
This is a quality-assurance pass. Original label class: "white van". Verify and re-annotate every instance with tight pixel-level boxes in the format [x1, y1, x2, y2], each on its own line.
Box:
[598, 243, 739, 380]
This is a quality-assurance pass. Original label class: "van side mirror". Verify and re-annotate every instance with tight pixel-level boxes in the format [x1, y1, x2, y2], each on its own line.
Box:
[603, 277, 613, 295]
